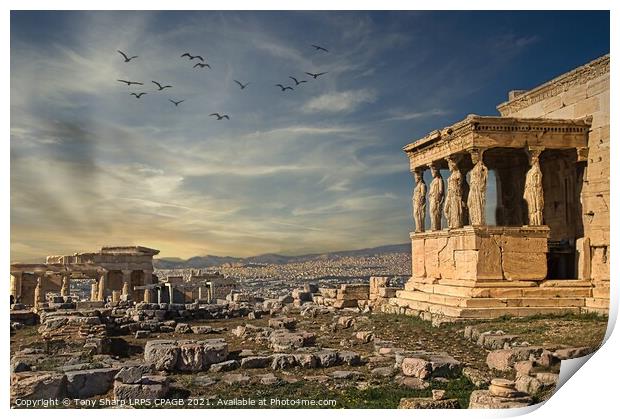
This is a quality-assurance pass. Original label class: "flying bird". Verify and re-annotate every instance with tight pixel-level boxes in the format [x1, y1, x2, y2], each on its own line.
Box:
[305, 72, 328, 79]
[181, 52, 204, 62]
[275, 84, 294, 91]
[117, 79, 143, 86]
[193, 63, 211, 69]
[117, 50, 138, 62]
[210, 113, 230, 120]
[152, 81, 172, 90]
[234, 80, 249, 89]
[311, 44, 329, 53]
[130, 92, 147, 98]
[288, 76, 307, 85]
[169, 99, 185, 106]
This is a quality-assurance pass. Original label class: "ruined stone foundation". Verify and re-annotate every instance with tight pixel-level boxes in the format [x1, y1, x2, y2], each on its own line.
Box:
[386, 227, 594, 321]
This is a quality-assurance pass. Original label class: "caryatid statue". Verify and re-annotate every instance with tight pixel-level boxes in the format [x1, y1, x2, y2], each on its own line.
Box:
[412, 168, 427, 232]
[428, 164, 445, 230]
[444, 156, 464, 229]
[524, 149, 544, 226]
[467, 149, 488, 226]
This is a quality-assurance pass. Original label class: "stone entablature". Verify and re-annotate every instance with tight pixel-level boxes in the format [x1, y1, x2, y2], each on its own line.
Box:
[496, 54, 609, 116]
[403, 115, 590, 170]
[411, 226, 550, 283]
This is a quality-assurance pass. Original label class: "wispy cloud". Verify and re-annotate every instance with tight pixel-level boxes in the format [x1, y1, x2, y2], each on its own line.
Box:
[383, 109, 449, 121]
[302, 89, 377, 113]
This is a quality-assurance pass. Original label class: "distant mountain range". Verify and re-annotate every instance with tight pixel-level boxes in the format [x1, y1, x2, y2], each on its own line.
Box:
[153, 243, 410, 269]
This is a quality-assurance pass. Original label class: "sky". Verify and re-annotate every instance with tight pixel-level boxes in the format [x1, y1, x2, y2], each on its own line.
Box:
[10, 10, 610, 262]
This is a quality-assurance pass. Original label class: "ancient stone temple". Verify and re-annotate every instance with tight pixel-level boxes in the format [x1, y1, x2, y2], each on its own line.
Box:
[10, 246, 159, 306]
[392, 55, 609, 321]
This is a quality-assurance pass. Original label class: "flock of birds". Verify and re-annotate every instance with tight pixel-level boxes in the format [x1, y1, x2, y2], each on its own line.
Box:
[115, 44, 330, 121]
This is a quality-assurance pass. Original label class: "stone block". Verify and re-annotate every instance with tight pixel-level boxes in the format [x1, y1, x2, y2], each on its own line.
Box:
[113, 376, 169, 400]
[587, 75, 609, 97]
[401, 358, 431, 379]
[412, 238, 426, 278]
[11, 372, 67, 401]
[542, 95, 563, 113]
[574, 96, 600, 117]
[468, 390, 533, 409]
[502, 252, 546, 280]
[562, 83, 587, 106]
[65, 367, 118, 398]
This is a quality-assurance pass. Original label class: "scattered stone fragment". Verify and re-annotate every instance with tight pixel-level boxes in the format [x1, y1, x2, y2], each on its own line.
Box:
[175, 323, 192, 334]
[331, 370, 361, 380]
[486, 347, 544, 372]
[371, 366, 394, 378]
[258, 373, 279, 385]
[469, 390, 533, 409]
[10, 371, 67, 401]
[399, 397, 460, 409]
[401, 358, 431, 379]
[432, 389, 446, 401]
[553, 347, 592, 360]
[191, 325, 213, 334]
[399, 376, 430, 390]
[271, 354, 297, 370]
[65, 367, 118, 398]
[115, 364, 152, 384]
[337, 351, 361, 366]
[315, 349, 339, 368]
[221, 373, 251, 386]
[462, 367, 490, 388]
[355, 331, 374, 343]
[240, 356, 272, 369]
[293, 353, 318, 369]
[209, 360, 239, 373]
[113, 375, 169, 400]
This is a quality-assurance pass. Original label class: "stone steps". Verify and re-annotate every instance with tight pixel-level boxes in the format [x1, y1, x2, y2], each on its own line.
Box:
[392, 297, 581, 319]
[405, 282, 592, 299]
[396, 290, 585, 309]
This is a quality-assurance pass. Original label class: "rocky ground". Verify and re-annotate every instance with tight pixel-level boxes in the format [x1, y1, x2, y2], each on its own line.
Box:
[10, 304, 607, 409]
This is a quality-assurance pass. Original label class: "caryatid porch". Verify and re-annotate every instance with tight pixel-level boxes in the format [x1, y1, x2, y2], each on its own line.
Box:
[393, 115, 593, 320]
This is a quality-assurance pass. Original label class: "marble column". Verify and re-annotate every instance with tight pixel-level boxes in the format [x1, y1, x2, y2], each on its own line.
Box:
[97, 272, 108, 301]
[121, 270, 132, 297]
[90, 282, 99, 301]
[466, 148, 488, 226]
[34, 274, 45, 308]
[10, 272, 23, 302]
[412, 167, 427, 233]
[144, 288, 153, 303]
[60, 273, 70, 297]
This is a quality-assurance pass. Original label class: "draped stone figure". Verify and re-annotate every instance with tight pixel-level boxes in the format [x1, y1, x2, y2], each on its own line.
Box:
[444, 157, 464, 229]
[60, 276, 69, 297]
[524, 151, 544, 226]
[467, 150, 488, 226]
[412, 169, 427, 232]
[429, 165, 445, 230]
